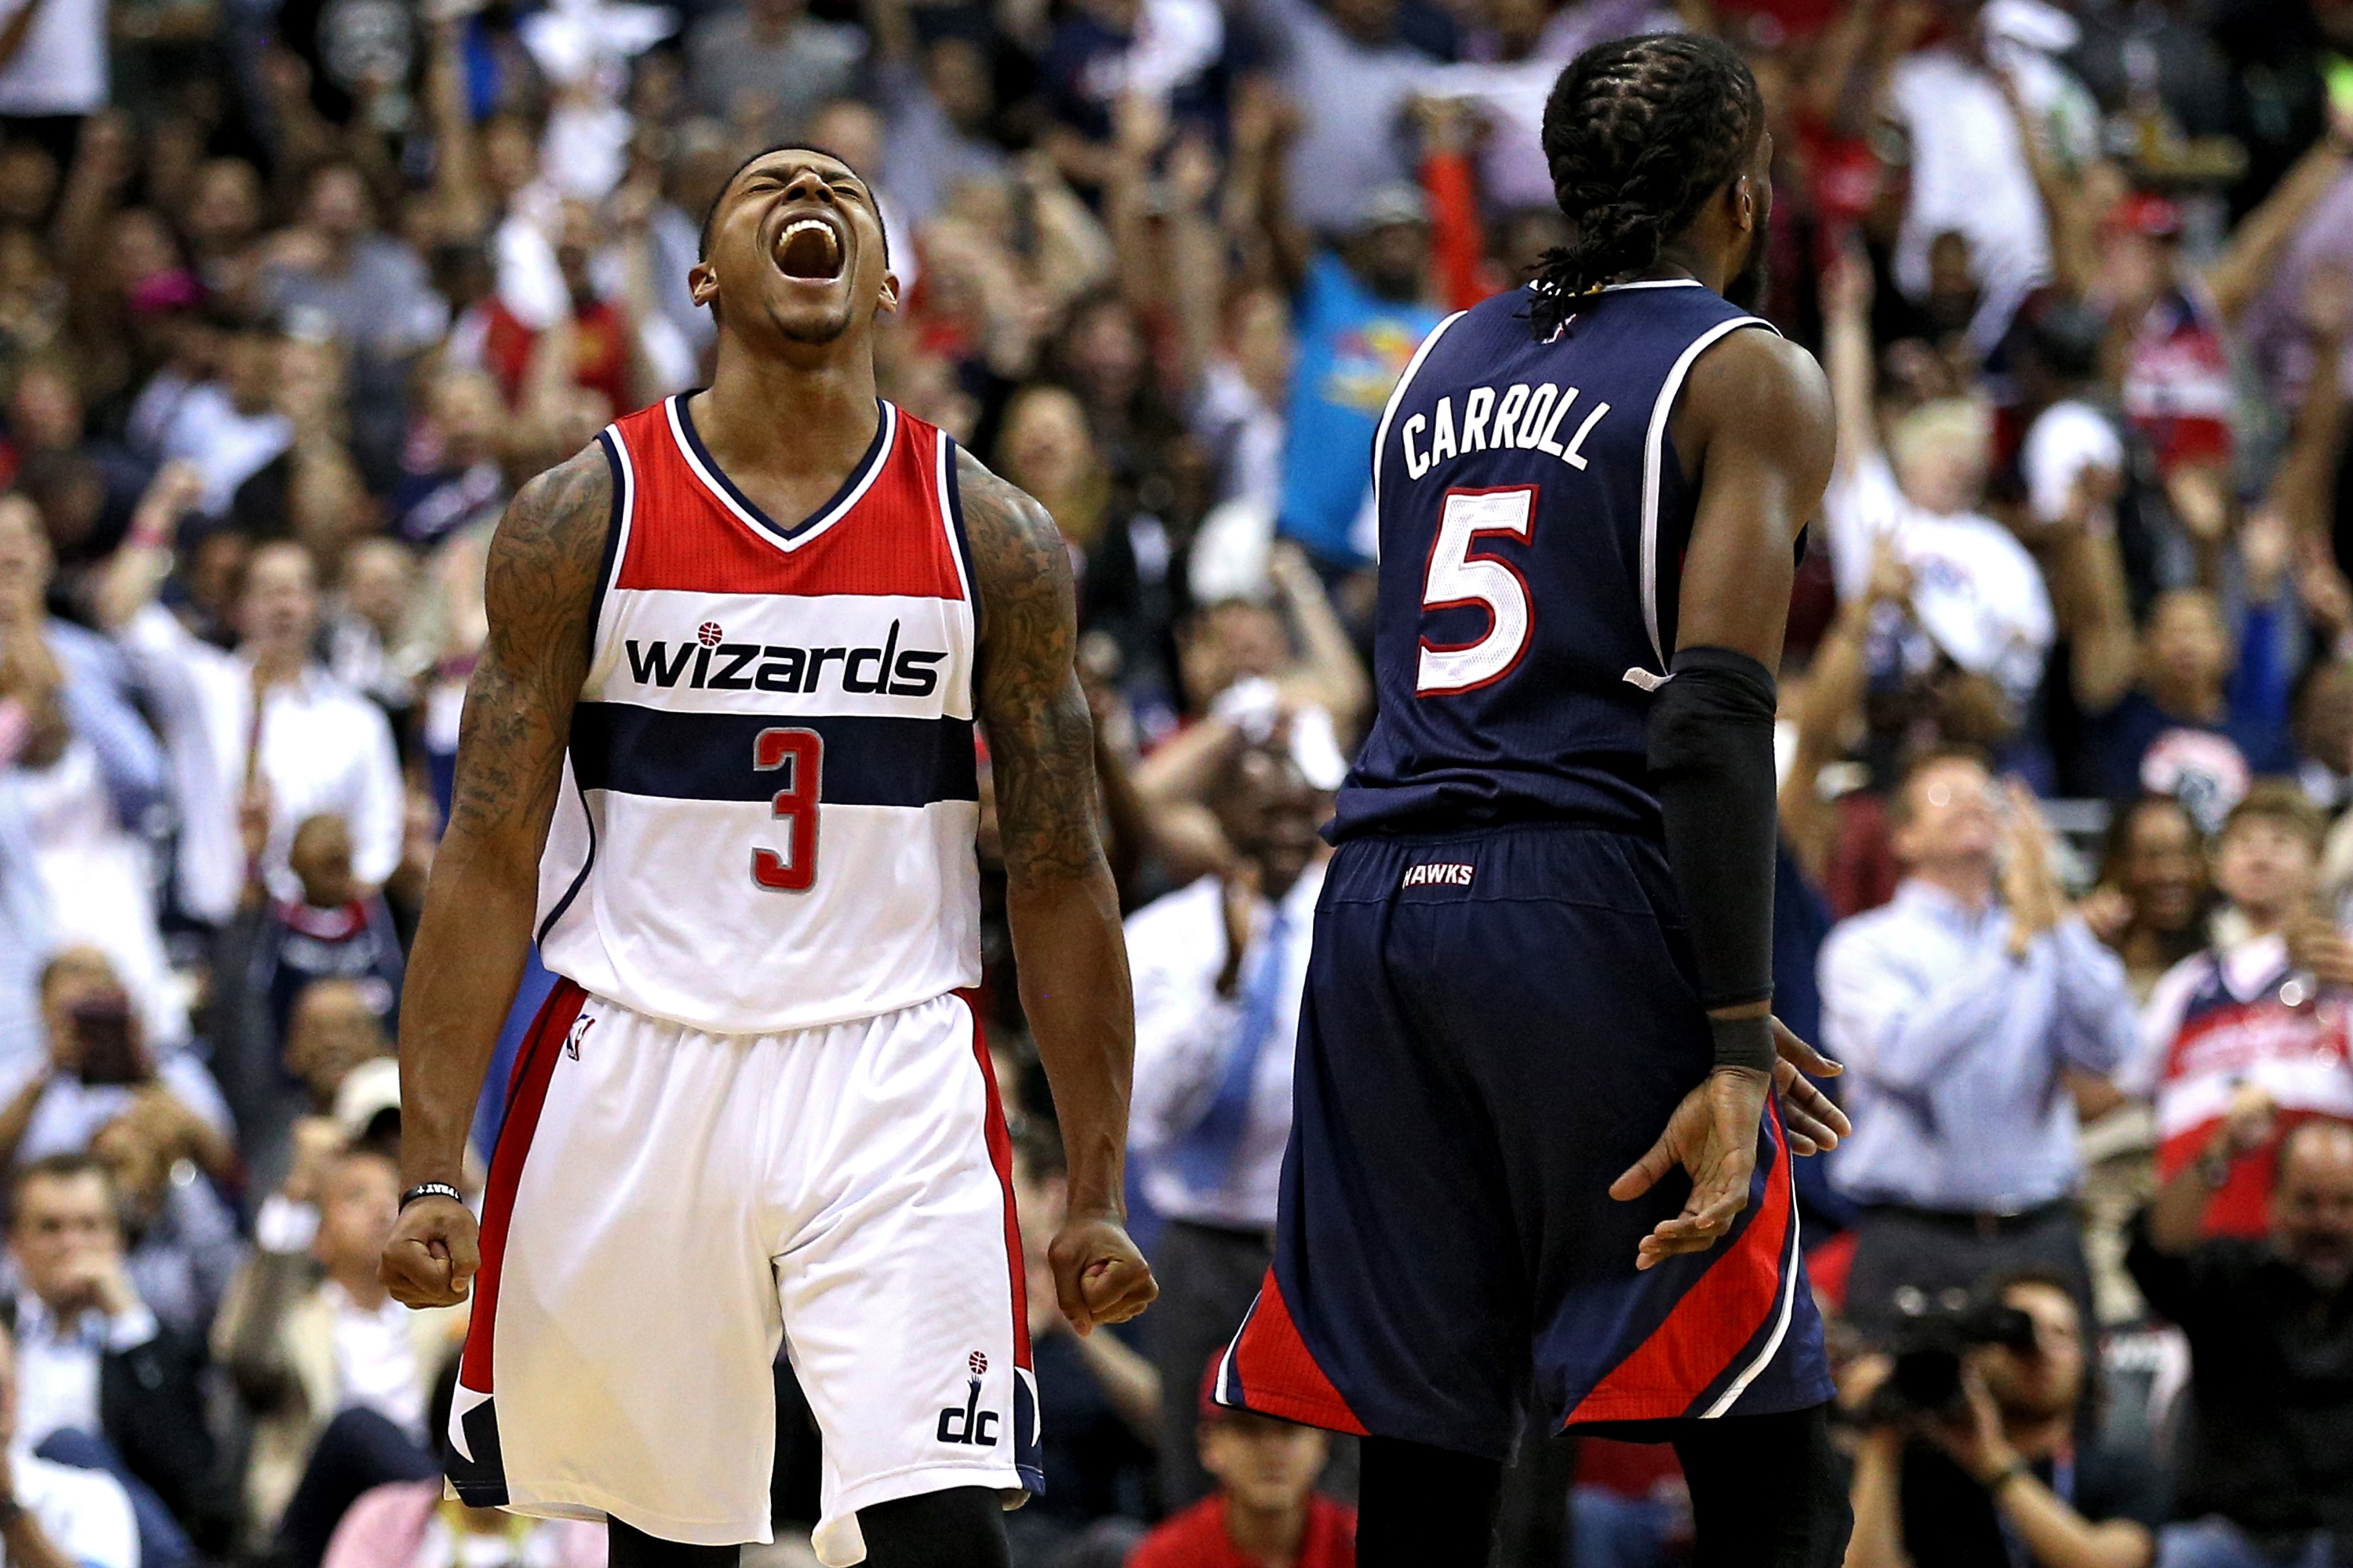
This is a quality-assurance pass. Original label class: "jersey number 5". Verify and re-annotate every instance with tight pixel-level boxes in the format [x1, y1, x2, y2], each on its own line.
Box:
[751, 726, 821, 891]
[1417, 486, 1536, 695]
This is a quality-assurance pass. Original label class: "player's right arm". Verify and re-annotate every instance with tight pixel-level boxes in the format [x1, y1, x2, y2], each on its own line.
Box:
[1610, 326, 1846, 1269]
[380, 446, 611, 1310]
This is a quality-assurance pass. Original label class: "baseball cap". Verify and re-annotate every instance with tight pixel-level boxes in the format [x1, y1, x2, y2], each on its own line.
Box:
[1353, 182, 1430, 235]
[333, 1055, 402, 1142]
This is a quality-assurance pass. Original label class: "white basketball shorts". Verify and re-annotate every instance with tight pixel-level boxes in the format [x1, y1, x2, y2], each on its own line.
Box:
[447, 978, 1040, 1566]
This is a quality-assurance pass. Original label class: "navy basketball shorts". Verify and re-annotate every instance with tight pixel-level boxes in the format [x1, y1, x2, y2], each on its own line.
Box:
[1214, 823, 1833, 1457]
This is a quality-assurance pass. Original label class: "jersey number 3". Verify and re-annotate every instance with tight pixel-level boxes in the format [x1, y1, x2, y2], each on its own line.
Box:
[1417, 486, 1536, 695]
[751, 727, 821, 891]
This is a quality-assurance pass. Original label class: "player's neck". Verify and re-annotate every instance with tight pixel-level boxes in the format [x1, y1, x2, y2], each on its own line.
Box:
[697, 340, 882, 478]
[1642, 249, 1715, 295]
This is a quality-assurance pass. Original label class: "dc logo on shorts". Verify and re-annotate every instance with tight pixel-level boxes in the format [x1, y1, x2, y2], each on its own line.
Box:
[565, 1016, 595, 1060]
[936, 1354, 999, 1448]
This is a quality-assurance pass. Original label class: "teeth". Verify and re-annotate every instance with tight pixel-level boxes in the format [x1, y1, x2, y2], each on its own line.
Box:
[780, 219, 841, 265]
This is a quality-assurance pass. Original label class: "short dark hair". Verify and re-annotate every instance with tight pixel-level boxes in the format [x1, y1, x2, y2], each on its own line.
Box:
[696, 143, 889, 266]
[2098, 791, 2201, 885]
[9, 1152, 117, 1231]
[2220, 778, 2325, 855]
[1529, 33, 1765, 337]
[1978, 1265, 2080, 1314]
[1012, 1117, 1065, 1184]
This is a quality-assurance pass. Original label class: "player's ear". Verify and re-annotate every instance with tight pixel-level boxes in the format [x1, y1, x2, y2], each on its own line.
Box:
[1733, 174, 1755, 233]
[876, 270, 901, 316]
[689, 258, 719, 311]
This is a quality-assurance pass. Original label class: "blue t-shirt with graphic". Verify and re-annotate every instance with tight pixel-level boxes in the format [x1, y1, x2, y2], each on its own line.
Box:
[1278, 252, 1442, 566]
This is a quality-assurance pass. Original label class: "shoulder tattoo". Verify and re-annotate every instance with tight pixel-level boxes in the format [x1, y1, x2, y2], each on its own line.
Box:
[956, 446, 1104, 883]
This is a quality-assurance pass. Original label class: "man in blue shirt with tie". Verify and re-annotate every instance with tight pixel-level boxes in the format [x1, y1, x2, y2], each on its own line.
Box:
[1126, 733, 1326, 1512]
[1820, 747, 2140, 1336]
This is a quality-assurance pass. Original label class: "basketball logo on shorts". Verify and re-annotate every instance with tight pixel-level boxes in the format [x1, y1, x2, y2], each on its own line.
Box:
[936, 1361, 999, 1448]
[565, 1015, 595, 1060]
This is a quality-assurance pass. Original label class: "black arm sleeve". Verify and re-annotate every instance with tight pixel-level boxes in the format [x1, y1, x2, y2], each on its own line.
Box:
[1646, 645, 1778, 1072]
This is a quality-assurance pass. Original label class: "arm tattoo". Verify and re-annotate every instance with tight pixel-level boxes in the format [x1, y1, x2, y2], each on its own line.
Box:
[960, 447, 1107, 885]
[445, 446, 612, 849]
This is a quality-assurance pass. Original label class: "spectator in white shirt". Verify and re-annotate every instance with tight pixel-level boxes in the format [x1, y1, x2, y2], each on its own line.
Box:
[0, 497, 180, 1057]
[0, 1313, 138, 1568]
[105, 539, 403, 924]
[216, 1144, 463, 1566]
[1820, 247, 2054, 738]
[155, 326, 293, 519]
[1126, 732, 1325, 1510]
[5, 1153, 220, 1565]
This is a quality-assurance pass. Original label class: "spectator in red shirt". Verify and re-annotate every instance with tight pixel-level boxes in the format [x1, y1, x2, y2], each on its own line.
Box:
[1127, 1370, 1354, 1568]
[2128, 783, 2353, 1237]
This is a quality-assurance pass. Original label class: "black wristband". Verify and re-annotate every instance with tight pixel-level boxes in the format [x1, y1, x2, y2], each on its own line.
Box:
[1710, 1013, 1776, 1075]
[400, 1182, 464, 1210]
[1647, 647, 1780, 1012]
[0, 1497, 28, 1531]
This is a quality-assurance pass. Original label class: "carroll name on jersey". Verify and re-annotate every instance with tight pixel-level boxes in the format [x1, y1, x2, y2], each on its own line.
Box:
[1394, 380, 1613, 481]
[535, 395, 983, 1036]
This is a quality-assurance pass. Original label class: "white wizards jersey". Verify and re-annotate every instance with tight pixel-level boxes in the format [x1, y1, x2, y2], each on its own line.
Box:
[534, 395, 983, 1034]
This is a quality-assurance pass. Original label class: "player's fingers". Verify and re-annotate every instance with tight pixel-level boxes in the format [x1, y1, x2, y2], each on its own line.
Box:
[445, 1221, 482, 1297]
[1779, 1088, 1847, 1154]
[1773, 1056, 1849, 1141]
[1094, 1271, 1159, 1327]
[1049, 1252, 1096, 1336]
[380, 1240, 456, 1307]
[1079, 1256, 1155, 1328]
[1609, 1134, 1678, 1202]
[1772, 1017, 1841, 1078]
[1634, 1210, 1737, 1269]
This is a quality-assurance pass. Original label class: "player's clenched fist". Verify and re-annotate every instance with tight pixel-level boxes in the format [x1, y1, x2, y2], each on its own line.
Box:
[381, 1193, 481, 1308]
[1048, 1212, 1156, 1335]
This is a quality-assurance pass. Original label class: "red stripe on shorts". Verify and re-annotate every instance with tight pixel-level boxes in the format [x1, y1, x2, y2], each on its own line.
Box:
[459, 977, 588, 1395]
[1562, 1105, 1795, 1424]
[960, 990, 1033, 1373]
[1224, 1271, 1370, 1435]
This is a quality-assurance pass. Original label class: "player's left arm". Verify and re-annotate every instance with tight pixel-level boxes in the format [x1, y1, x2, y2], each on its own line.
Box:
[1611, 327, 1849, 1268]
[960, 446, 1158, 1335]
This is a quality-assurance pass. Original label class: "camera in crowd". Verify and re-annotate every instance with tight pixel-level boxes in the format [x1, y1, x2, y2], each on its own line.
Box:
[1867, 1288, 2040, 1421]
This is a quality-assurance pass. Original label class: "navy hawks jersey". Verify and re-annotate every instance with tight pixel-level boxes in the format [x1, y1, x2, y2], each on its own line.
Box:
[1329, 279, 1775, 840]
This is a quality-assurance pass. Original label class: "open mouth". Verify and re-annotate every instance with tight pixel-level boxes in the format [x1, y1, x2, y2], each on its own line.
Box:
[776, 216, 845, 282]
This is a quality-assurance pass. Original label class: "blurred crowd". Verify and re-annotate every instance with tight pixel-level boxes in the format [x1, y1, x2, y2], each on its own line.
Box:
[0, 0, 2351, 1556]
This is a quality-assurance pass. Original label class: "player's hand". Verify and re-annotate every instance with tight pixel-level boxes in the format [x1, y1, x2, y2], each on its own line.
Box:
[1610, 1065, 1769, 1271]
[1047, 1210, 1157, 1336]
[1773, 1017, 1850, 1156]
[380, 1194, 480, 1308]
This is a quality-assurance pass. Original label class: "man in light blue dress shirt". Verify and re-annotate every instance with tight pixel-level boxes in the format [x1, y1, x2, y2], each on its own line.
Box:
[1820, 748, 2139, 1335]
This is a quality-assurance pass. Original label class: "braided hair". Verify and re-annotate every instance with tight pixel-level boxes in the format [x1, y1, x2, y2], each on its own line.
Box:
[1527, 34, 1765, 340]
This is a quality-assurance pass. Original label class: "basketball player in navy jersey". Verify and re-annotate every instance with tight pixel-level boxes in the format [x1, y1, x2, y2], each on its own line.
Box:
[1215, 35, 1854, 1566]
[376, 145, 1155, 1568]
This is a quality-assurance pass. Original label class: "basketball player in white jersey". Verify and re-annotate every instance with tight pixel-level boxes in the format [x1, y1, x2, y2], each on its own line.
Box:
[377, 146, 1156, 1568]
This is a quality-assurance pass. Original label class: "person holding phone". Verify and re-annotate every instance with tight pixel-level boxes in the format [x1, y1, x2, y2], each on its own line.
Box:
[0, 948, 233, 1175]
